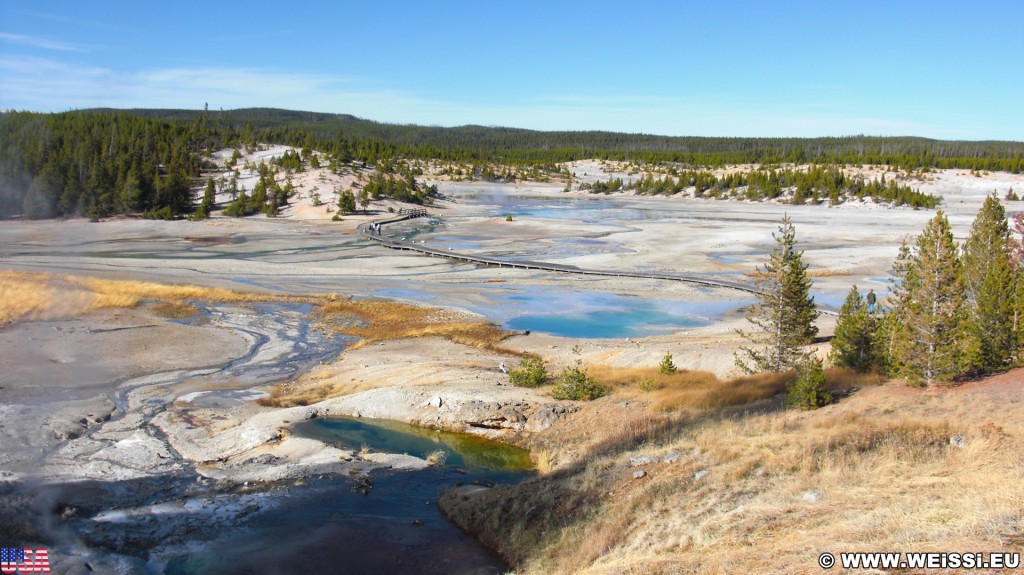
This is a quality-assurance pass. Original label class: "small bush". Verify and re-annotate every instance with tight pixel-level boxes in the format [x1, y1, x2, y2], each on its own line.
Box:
[509, 356, 549, 388]
[786, 357, 832, 410]
[505, 214, 513, 221]
[552, 365, 607, 401]
[659, 352, 677, 375]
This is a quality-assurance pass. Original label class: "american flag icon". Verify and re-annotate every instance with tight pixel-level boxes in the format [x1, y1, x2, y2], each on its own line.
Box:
[1, 547, 50, 573]
[1, 548, 25, 573]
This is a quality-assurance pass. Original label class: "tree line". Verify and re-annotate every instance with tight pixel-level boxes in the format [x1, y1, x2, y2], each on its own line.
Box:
[739, 196, 1024, 409]
[585, 166, 939, 208]
[110, 107, 1024, 172]
[831, 195, 1022, 385]
[0, 110, 433, 219]
[2, 108, 1023, 219]
[0, 111, 199, 219]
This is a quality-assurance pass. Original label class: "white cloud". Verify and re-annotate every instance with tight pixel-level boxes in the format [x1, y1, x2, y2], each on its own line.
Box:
[0, 32, 85, 52]
[0, 57, 431, 117]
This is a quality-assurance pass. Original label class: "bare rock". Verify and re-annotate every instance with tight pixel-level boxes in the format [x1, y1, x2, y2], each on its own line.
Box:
[693, 469, 708, 481]
[526, 409, 559, 432]
[243, 454, 279, 465]
[629, 455, 658, 467]
[949, 434, 966, 448]
[633, 470, 647, 479]
[802, 491, 823, 502]
[430, 396, 443, 409]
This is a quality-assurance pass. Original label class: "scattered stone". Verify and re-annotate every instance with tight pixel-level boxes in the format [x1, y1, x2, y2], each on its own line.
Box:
[629, 455, 658, 467]
[802, 491, 823, 502]
[662, 451, 681, 464]
[430, 396, 443, 408]
[949, 434, 966, 448]
[243, 454, 279, 465]
[693, 470, 708, 481]
[633, 470, 647, 479]
[526, 409, 559, 432]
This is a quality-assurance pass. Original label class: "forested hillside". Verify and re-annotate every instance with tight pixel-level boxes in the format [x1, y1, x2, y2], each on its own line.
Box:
[0, 111, 202, 219]
[2, 108, 1023, 219]
[107, 107, 1024, 170]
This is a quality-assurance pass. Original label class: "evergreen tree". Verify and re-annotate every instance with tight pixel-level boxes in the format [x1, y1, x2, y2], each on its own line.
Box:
[337, 189, 357, 214]
[786, 357, 832, 410]
[736, 215, 819, 373]
[829, 285, 876, 371]
[961, 194, 1016, 371]
[658, 352, 677, 375]
[874, 240, 913, 374]
[891, 211, 965, 385]
[358, 188, 370, 213]
[194, 177, 216, 219]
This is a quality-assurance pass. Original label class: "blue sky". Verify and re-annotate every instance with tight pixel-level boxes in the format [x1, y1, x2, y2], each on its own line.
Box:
[1, 0, 1021, 140]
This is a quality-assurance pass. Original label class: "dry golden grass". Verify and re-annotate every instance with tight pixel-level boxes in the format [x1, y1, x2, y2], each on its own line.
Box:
[65, 275, 304, 305]
[589, 365, 879, 413]
[589, 365, 792, 411]
[150, 301, 204, 320]
[0, 270, 156, 326]
[2, 272, 515, 349]
[441, 372, 1024, 575]
[313, 298, 518, 354]
[0, 270, 311, 329]
[0, 271, 58, 327]
[747, 268, 851, 281]
[3, 271, 520, 408]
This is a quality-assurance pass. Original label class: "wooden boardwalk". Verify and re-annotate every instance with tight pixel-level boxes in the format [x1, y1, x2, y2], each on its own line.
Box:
[358, 210, 838, 315]
[357, 210, 761, 296]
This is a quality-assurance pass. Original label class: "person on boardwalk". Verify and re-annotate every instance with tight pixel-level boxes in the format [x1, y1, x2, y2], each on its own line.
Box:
[866, 288, 877, 313]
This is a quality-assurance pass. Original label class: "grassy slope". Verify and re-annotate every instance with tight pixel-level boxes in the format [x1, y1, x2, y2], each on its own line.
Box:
[441, 372, 1024, 574]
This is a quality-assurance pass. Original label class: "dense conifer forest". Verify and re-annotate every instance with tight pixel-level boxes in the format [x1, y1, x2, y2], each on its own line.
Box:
[105, 107, 1024, 170]
[1, 107, 1022, 218]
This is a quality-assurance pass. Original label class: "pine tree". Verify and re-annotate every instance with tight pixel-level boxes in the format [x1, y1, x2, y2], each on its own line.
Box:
[829, 285, 876, 371]
[1010, 214, 1024, 342]
[659, 352, 677, 375]
[194, 177, 216, 219]
[874, 240, 913, 374]
[736, 215, 819, 373]
[358, 188, 370, 213]
[337, 189, 357, 214]
[786, 357, 832, 410]
[891, 211, 965, 385]
[961, 194, 1017, 372]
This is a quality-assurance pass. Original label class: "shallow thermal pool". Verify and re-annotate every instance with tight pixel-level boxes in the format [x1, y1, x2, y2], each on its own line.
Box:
[376, 285, 752, 339]
[293, 416, 534, 479]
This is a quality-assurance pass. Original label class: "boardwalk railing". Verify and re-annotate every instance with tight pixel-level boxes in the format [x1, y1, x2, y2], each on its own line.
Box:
[356, 209, 838, 314]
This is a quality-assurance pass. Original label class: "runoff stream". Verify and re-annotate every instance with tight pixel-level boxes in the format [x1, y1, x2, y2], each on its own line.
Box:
[165, 418, 531, 575]
[52, 189, 744, 573]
